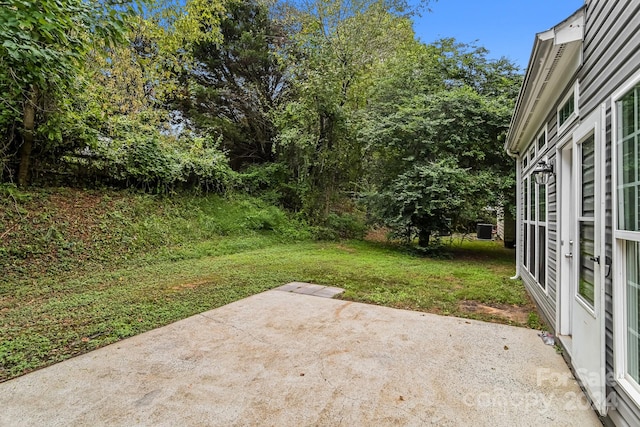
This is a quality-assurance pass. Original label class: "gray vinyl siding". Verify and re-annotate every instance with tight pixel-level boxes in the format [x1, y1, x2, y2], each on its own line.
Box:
[547, 114, 559, 310]
[520, 107, 561, 331]
[513, 1, 640, 423]
[580, 0, 640, 118]
[579, 0, 640, 424]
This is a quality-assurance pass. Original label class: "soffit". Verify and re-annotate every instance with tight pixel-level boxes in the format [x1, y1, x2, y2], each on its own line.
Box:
[506, 6, 586, 153]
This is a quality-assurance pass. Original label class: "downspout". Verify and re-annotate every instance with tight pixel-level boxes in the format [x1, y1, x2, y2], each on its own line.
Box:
[506, 147, 521, 280]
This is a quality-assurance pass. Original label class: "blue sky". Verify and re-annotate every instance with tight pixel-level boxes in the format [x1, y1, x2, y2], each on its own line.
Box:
[413, 0, 585, 70]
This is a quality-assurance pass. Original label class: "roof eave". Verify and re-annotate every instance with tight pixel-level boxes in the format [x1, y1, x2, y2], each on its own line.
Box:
[505, 6, 586, 154]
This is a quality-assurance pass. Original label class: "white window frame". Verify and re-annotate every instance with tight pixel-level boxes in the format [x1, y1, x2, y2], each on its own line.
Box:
[558, 81, 580, 135]
[528, 145, 536, 165]
[537, 125, 548, 154]
[524, 176, 535, 276]
[537, 167, 549, 293]
[612, 71, 640, 405]
[522, 146, 549, 294]
[575, 133, 598, 314]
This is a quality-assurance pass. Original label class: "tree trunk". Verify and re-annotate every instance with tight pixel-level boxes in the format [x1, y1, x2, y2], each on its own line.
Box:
[17, 87, 38, 187]
[418, 228, 430, 248]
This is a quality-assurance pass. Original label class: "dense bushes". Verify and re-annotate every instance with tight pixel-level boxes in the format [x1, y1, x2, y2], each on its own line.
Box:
[84, 136, 233, 193]
[43, 116, 235, 193]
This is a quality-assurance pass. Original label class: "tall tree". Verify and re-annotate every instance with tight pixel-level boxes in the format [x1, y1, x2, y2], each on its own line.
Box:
[0, 0, 140, 186]
[179, 0, 290, 169]
[70, 3, 233, 193]
[274, 0, 421, 220]
[359, 41, 522, 245]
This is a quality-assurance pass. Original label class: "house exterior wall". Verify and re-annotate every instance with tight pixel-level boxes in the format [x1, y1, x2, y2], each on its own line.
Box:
[519, 103, 565, 329]
[511, 1, 640, 424]
[580, 1, 640, 118]
[579, 1, 640, 425]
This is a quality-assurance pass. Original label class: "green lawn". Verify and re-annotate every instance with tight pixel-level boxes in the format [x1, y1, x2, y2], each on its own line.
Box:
[0, 237, 536, 382]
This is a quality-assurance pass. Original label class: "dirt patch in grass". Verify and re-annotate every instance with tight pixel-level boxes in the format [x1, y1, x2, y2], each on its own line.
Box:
[169, 280, 213, 291]
[458, 300, 533, 325]
[336, 244, 356, 253]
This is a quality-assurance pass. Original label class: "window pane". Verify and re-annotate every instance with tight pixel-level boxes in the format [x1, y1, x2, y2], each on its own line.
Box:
[622, 136, 636, 185]
[559, 95, 575, 127]
[539, 183, 546, 220]
[582, 135, 596, 217]
[523, 226, 528, 269]
[621, 186, 637, 231]
[529, 224, 535, 274]
[568, 96, 575, 114]
[637, 86, 640, 129]
[523, 177, 528, 221]
[622, 92, 635, 138]
[626, 241, 640, 383]
[538, 132, 545, 151]
[530, 179, 536, 221]
[538, 225, 546, 289]
[617, 86, 640, 231]
[579, 222, 595, 307]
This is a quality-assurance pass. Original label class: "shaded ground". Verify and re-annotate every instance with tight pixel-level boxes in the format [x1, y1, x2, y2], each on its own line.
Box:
[365, 228, 538, 327]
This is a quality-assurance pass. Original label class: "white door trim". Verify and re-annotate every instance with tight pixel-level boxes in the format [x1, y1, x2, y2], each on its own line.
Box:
[557, 134, 575, 338]
[570, 106, 607, 415]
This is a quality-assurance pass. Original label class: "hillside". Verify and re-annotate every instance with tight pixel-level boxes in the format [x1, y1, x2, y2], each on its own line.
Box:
[0, 186, 309, 285]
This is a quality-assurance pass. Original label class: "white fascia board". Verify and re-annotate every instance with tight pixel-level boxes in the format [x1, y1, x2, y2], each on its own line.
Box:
[505, 6, 585, 154]
[555, 12, 585, 45]
[538, 29, 555, 42]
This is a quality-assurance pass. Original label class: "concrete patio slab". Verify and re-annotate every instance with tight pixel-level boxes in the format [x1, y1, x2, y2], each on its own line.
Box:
[274, 281, 345, 298]
[0, 288, 601, 426]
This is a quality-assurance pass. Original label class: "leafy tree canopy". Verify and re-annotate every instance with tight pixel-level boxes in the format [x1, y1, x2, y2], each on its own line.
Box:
[0, 0, 144, 185]
[0, 0, 523, 248]
[359, 40, 522, 245]
[177, 0, 290, 169]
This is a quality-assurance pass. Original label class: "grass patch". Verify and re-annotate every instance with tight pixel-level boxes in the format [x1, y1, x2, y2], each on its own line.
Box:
[1, 187, 535, 382]
[1, 235, 533, 382]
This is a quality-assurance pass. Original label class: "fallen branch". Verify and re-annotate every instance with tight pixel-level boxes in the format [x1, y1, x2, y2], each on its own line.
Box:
[0, 223, 19, 240]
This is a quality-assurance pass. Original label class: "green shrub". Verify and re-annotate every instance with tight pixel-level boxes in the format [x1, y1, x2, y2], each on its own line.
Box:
[314, 212, 368, 240]
[237, 162, 305, 210]
[0, 183, 32, 202]
[56, 116, 235, 193]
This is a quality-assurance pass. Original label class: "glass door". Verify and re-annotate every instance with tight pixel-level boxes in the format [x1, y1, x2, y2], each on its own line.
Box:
[571, 111, 606, 415]
[578, 134, 596, 309]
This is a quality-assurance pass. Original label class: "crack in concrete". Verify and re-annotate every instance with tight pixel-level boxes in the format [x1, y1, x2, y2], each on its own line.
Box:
[197, 312, 274, 347]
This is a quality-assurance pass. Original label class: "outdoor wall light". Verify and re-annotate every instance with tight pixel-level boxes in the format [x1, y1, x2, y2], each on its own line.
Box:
[532, 159, 554, 185]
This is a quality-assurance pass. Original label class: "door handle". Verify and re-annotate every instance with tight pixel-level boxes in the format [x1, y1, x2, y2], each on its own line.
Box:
[565, 253, 573, 258]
